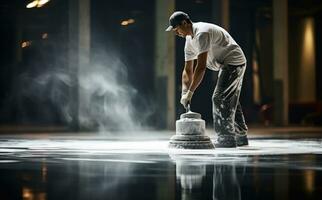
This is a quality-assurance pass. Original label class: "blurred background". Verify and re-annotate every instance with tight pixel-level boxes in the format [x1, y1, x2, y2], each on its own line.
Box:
[0, 0, 321, 132]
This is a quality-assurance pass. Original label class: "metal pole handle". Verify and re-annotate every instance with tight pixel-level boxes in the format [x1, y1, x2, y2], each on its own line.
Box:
[186, 103, 191, 113]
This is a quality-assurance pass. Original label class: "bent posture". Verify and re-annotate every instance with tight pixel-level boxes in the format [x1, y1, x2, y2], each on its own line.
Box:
[166, 11, 248, 147]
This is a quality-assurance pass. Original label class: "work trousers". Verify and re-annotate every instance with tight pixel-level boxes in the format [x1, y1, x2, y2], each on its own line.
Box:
[212, 64, 248, 141]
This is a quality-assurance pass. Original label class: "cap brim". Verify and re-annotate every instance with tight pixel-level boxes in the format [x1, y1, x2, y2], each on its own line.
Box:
[165, 26, 173, 32]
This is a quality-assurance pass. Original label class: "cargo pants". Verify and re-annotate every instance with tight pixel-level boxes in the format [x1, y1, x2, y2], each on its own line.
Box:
[212, 63, 248, 147]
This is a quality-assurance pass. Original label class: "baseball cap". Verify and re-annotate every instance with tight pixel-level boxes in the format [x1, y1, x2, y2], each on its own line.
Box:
[165, 11, 190, 31]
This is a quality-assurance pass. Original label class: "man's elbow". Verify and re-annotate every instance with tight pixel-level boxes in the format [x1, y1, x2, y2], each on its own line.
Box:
[196, 52, 208, 71]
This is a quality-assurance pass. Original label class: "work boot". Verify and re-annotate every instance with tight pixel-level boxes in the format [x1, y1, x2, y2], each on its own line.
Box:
[215, 135, 237, 148]
[236, 134, 248, 146]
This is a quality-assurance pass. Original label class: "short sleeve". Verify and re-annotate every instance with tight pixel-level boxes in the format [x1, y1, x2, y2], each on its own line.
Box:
[184, 39, 197, 61]
[195, 32, 210, 55]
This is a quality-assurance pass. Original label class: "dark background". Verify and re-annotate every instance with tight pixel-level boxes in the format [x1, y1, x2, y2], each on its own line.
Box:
[0, 0, 322, 130]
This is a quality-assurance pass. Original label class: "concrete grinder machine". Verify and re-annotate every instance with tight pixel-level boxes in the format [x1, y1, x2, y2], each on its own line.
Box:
[169, 104, 215, 149]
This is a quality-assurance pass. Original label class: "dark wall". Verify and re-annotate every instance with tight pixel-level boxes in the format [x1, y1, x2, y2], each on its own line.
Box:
[91, 0, 155, 111]
[316, 12, 322, 101]
[256, 8, 273, 106]
[0, 6, 15, 112]
[230, 1, 256, 123]
[91, 0, 155, 126]
[0, 0, 156, 127]
[0, 1, 69, 125]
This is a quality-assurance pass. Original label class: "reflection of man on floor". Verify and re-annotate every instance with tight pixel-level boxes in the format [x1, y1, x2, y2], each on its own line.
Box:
[166, 11, 248, 148]
[173, 157, 242, 200]
[213, 164, 241, 200]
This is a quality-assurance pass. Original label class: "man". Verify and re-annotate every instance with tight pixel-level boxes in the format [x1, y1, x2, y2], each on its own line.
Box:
[166, 11, 248, 147]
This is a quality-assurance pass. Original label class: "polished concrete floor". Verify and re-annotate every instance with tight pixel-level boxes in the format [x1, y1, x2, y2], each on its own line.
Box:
[0, 128, 322, 200]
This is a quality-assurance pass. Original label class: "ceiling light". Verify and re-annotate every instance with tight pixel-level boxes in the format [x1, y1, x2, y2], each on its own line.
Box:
[121, 21, 129, 26]
[121, 19, 135, 26]
[21, 41, 32, 48]
[127, 19, 135, 24]
[42, 33, 48, 39]
[26, 0, 50, 9]
[26, 1, 38, 8]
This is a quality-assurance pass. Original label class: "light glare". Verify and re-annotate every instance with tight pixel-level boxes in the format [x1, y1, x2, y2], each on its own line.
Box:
[121, 21, 129, 26]
[26, 1, 37, 8]
[42, 33, 48, 39]
[26, 0, 50, 9]
[39, 0, 50, 5]
[21, 41, 32, 48]
[127, 19, 135, 24]
[121, 19, 135, 26]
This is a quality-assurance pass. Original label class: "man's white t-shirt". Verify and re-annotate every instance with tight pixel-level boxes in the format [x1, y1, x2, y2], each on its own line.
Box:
[184, 22, 246, 71]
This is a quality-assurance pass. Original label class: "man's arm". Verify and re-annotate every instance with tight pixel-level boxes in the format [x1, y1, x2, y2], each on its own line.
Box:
[182, 60, 194, 93]
[188, 51, 208, 92]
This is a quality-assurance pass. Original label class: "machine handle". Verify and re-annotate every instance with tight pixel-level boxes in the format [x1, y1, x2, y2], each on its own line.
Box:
[186, 103, 191, 113]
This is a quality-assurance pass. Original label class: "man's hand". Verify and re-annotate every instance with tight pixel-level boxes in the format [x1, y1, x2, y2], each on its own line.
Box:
[180, 90, 193, 108]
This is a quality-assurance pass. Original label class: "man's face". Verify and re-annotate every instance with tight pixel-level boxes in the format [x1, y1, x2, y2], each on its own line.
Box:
[172, 21, 190, 38]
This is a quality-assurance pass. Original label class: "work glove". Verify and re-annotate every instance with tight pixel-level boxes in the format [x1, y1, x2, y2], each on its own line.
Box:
[180, 90, 193, 109]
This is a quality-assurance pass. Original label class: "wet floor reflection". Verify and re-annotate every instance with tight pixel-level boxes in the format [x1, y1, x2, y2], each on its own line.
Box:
[212, 164, 241, 200]
[171, 154, 244, 200]
[170, 153, 322, 200]
[0, 137, 322, 199]
[175, 160, 206, 200]
[1, 155, 322, 200]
